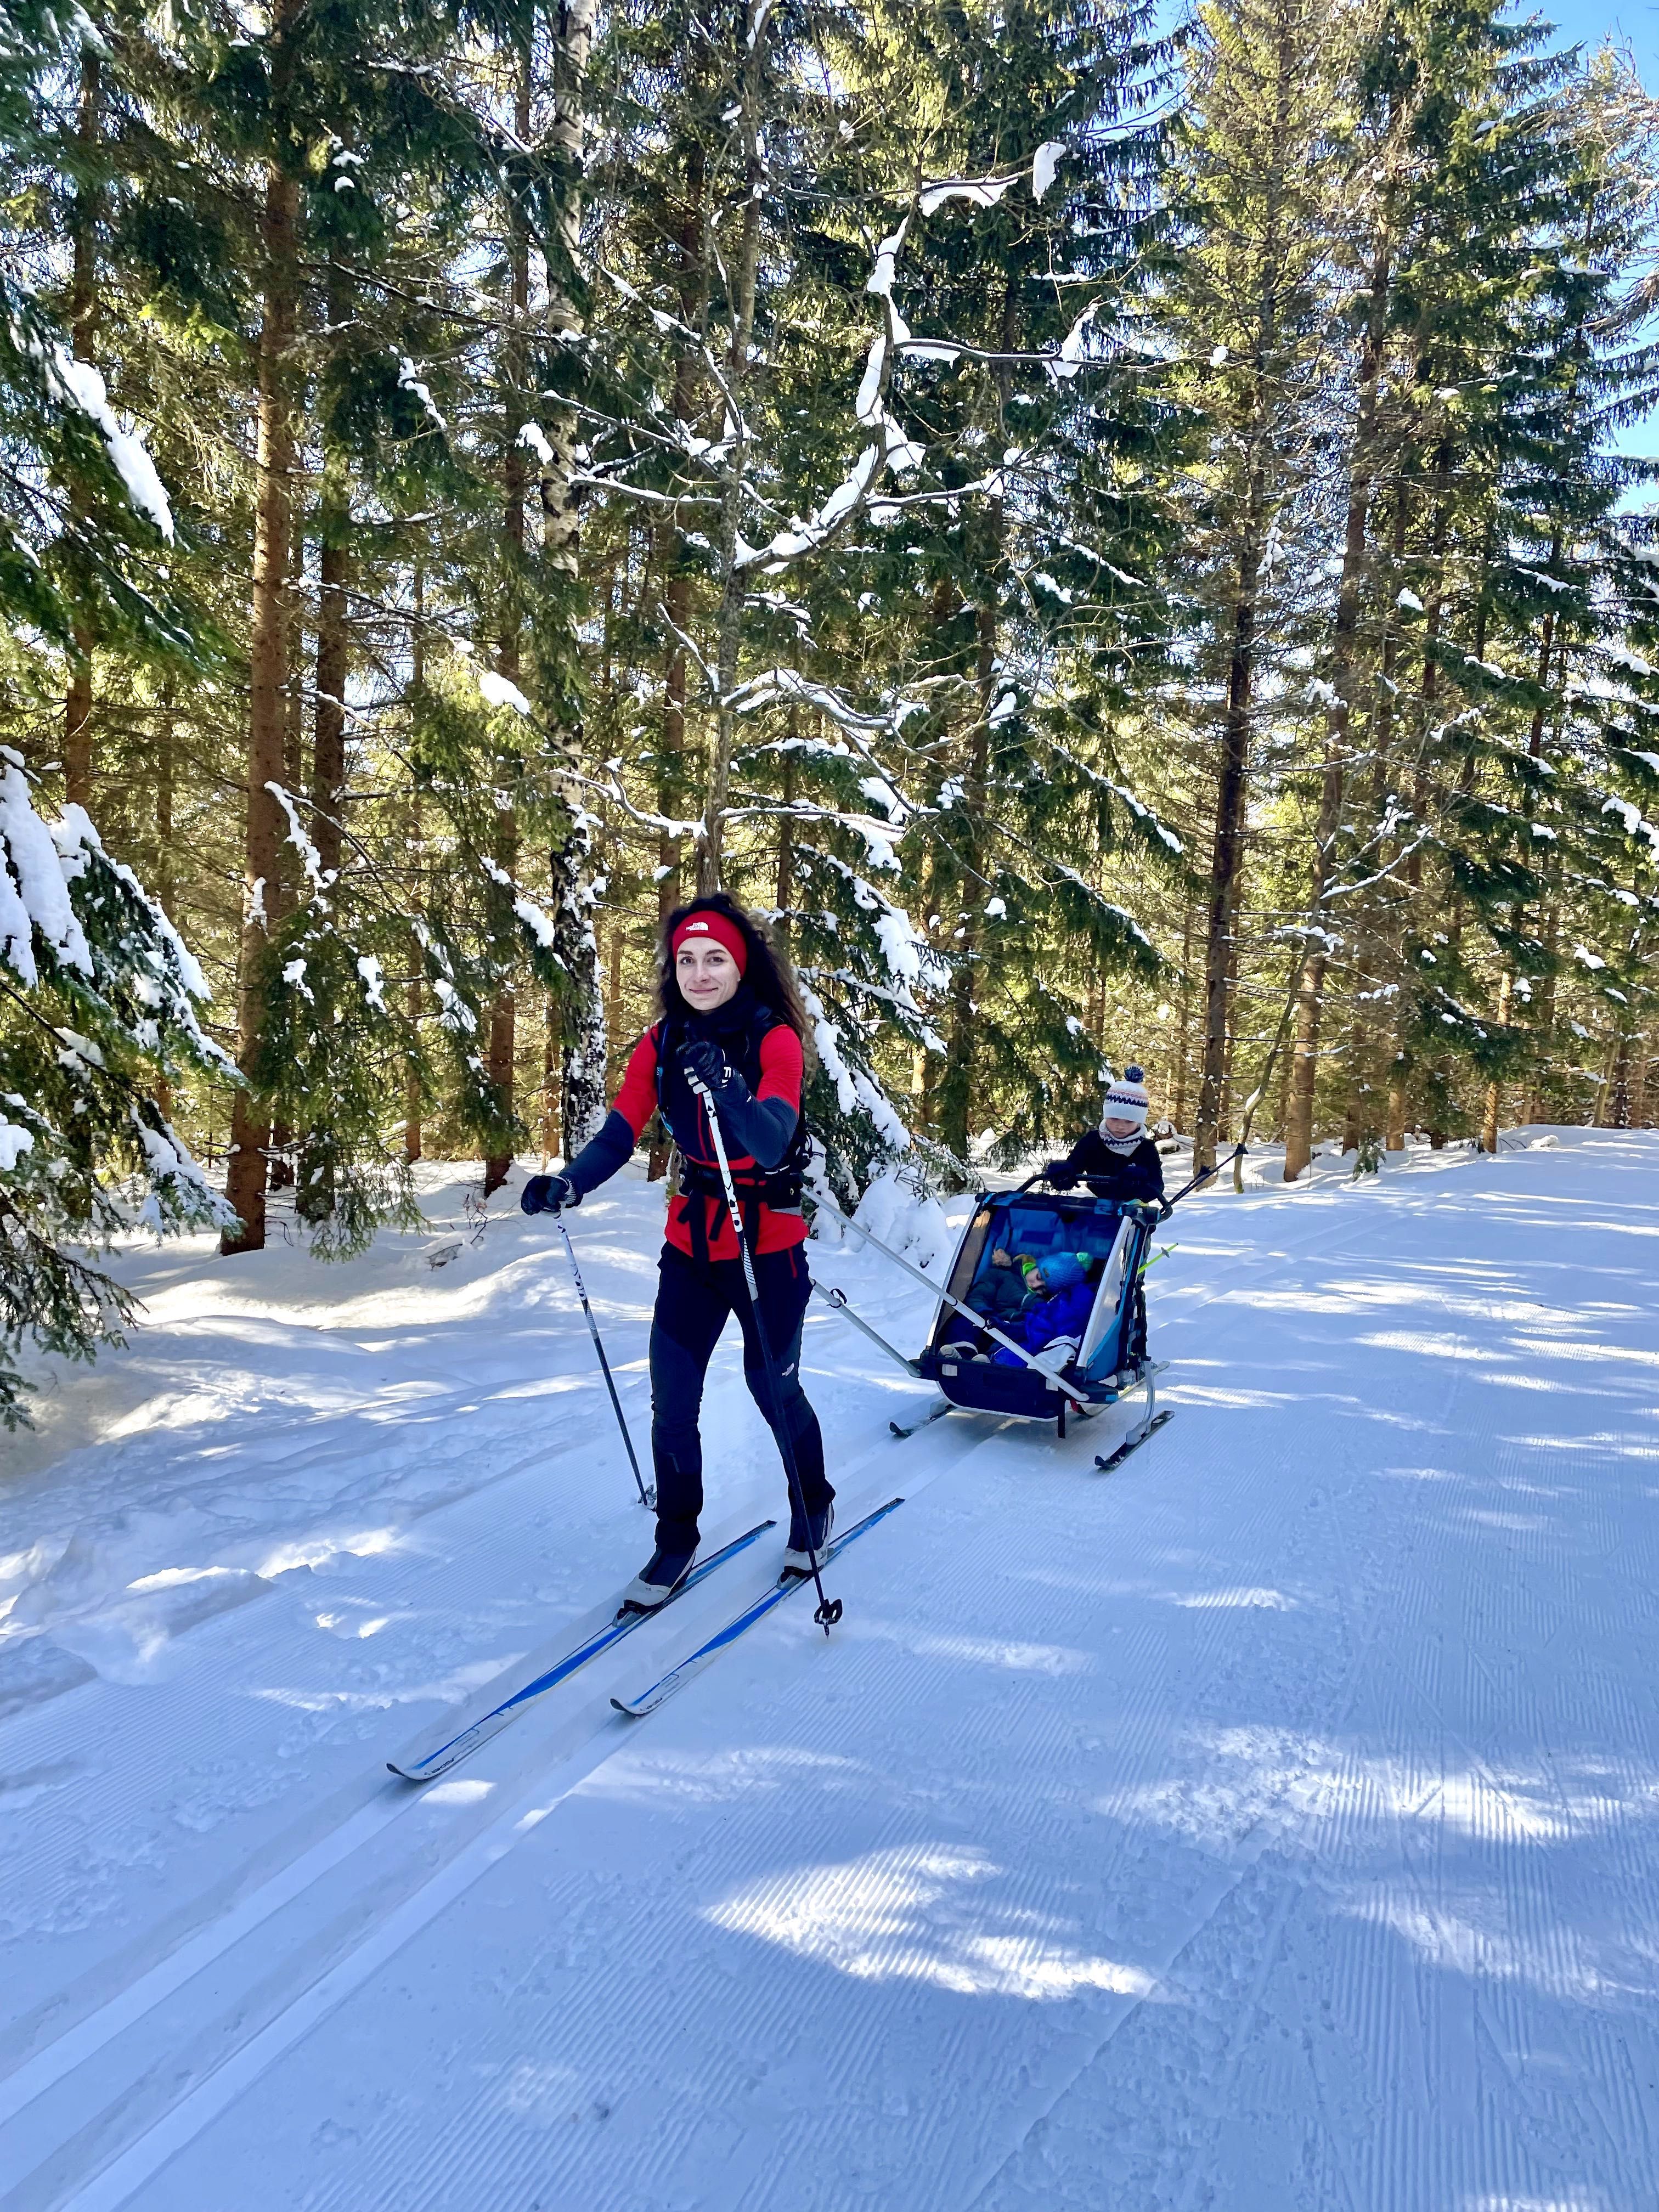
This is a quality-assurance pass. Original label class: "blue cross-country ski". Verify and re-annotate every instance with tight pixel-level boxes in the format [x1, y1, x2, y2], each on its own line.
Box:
[388, 1519, 776, 1782]
[612, 1496, 906, 1722]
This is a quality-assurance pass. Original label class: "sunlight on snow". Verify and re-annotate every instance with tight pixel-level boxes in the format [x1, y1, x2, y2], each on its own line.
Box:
[1164, 1383, 1304, 1408]
[1114, 1724, 1659, 1859]
[1514, 1337, 1659, 1368]
[1171, 1586, 1297, 1611]
[255, 1526, 405, 1578]
[583, 1743, 865, 1812]
[500, 2060, 585, 2123]
[421, 1779, 494, 1808]
[1462, 2197, 1608, 2211]
[313, 1609, 394, 1638]
[1355, 1890, 1626, 2005]
[1360, 1332, 1508, 1359]
[878, 1623, 1093, 1675]
[704, 1843, 1155, 2002]
[252, 1655, 511, 1715]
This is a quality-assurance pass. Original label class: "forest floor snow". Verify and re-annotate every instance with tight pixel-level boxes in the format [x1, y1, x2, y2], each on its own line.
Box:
[2, 1129, 1657, 2210]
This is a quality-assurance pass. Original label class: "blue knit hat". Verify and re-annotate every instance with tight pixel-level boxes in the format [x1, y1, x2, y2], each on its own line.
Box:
[1034, 1251, 1089, 1293]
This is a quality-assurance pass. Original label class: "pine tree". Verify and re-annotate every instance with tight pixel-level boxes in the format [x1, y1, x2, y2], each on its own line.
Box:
[1165, 0, 1355, 1173]
[0, 751, 235, 1424]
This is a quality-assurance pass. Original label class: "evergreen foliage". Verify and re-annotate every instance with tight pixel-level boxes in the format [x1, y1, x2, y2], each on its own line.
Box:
[3, 0, 1658, 1409]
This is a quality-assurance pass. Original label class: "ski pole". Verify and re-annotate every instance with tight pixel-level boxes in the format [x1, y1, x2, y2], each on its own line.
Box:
[688, 1077, 842, 1633]
[1160, 1142, 1244, 1217]
[555, 1216, 654, 1511]
[811, 1281, 923, 1376]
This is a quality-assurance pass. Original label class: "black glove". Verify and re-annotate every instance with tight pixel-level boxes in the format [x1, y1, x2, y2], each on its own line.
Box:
[521, 1171, 577, 1216]
[680, 1032, 743, 1097]
[1046, 1161, 1077, 1190]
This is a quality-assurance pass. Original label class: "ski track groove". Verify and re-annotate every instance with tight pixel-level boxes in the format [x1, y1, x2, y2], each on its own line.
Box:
[4, 1415, 994, 2212]
[0, 1356, 936, 2080]
[8, 1151, 1659, 2210]
[207, 1383, 1387, 2208]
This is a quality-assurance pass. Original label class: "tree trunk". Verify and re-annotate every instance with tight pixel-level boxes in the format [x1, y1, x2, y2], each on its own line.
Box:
[1386, 441, 1453, 1152]
[774, 713, 798, 948]
[605, 906, 625, 1064]
[1218, 910, 1242, 1139]
[1629, 1033, 1650, 1129]
[1194, 533, 1261, 1172]
[1343, 488, 1409, 1154]
[153, 683, 177, 1121]
[937, 607, 996, 1160]
[1609, 1026, 1633, 1128]
[1283, 212, 1396, 1181]
[1481, 967, 1513, 1152]
[1172, 900, 1194, 1133]
[541, 0, 608, 1155]
[268, 498, 306, 1193]
[482, 65, 534, 1199]
[656, 144, 706, 926]
[542, 990, 560, 1163]
[1192, 0, 1307, 1172]
[154, 685, 175, 921]
[63, 47, 101, 810]
[223, 114, 300, 1255]
[404, 570, 425, 1167]
[697, 0, 769, 891]
[312, 263, 351, 889]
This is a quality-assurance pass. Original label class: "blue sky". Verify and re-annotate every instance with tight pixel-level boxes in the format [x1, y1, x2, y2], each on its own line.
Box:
[1519, 5, 1656, 467]
[1532, 0, 1655, 76]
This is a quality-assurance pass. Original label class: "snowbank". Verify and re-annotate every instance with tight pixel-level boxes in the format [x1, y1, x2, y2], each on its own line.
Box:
[844, 1163, 952, 1271]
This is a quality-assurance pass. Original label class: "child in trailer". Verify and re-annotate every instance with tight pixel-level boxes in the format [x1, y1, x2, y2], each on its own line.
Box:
[520, 894, 834, 1609]
[1046, 1065, 1165, 1206]
[986, 1250, 1097, 1371]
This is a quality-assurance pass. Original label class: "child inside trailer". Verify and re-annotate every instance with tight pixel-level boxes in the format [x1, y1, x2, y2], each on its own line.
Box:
[951, 1249, 1099, 1372]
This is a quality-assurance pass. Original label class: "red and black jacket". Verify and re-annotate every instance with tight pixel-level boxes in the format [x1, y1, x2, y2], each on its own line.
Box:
[565, 983, 811, 1261]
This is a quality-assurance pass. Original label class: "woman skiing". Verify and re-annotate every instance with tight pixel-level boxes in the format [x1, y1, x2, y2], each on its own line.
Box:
[521, 893, 833, 1610]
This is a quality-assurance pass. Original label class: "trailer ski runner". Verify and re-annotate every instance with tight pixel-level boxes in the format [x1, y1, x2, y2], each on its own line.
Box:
[613, 1498, 905, 1721]
[388, 1520, 775, 1783]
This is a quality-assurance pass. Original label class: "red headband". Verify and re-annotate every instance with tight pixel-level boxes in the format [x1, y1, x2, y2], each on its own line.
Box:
[671, 910, 748, 975]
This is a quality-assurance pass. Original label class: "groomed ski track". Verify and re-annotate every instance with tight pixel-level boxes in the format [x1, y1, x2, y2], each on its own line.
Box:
[2, 1132, 1657, 2210]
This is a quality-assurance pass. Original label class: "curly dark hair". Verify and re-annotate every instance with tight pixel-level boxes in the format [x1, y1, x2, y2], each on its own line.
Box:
[657, 893, 815, 1064]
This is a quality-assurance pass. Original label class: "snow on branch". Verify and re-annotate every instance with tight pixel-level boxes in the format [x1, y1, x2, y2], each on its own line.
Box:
[579, 768, 706, 843]
[1, 750, 93, 986]
[723, 797, 906, 873]
[799, 980, 912, 1149]
[267, 783, 329, 899]
[482, 854, 560, 950]
[1032, 141, 1066, 201]
[725, 664, 930, 743]
[40, 347, 174, 541]
[477, 668, 533, 716]
[918, 174, 1019, 215]
[812, 852, 941, 1002]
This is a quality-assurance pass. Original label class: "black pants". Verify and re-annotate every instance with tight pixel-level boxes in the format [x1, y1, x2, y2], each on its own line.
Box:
[649, 1240, 832, 1551]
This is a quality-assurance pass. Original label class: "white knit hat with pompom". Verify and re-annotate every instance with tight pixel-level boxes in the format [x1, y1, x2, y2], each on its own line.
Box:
[1101, 1064, 1150, 1136]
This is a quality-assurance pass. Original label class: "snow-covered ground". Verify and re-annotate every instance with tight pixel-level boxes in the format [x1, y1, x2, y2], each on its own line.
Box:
[3, 1130, 1657, 2211]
